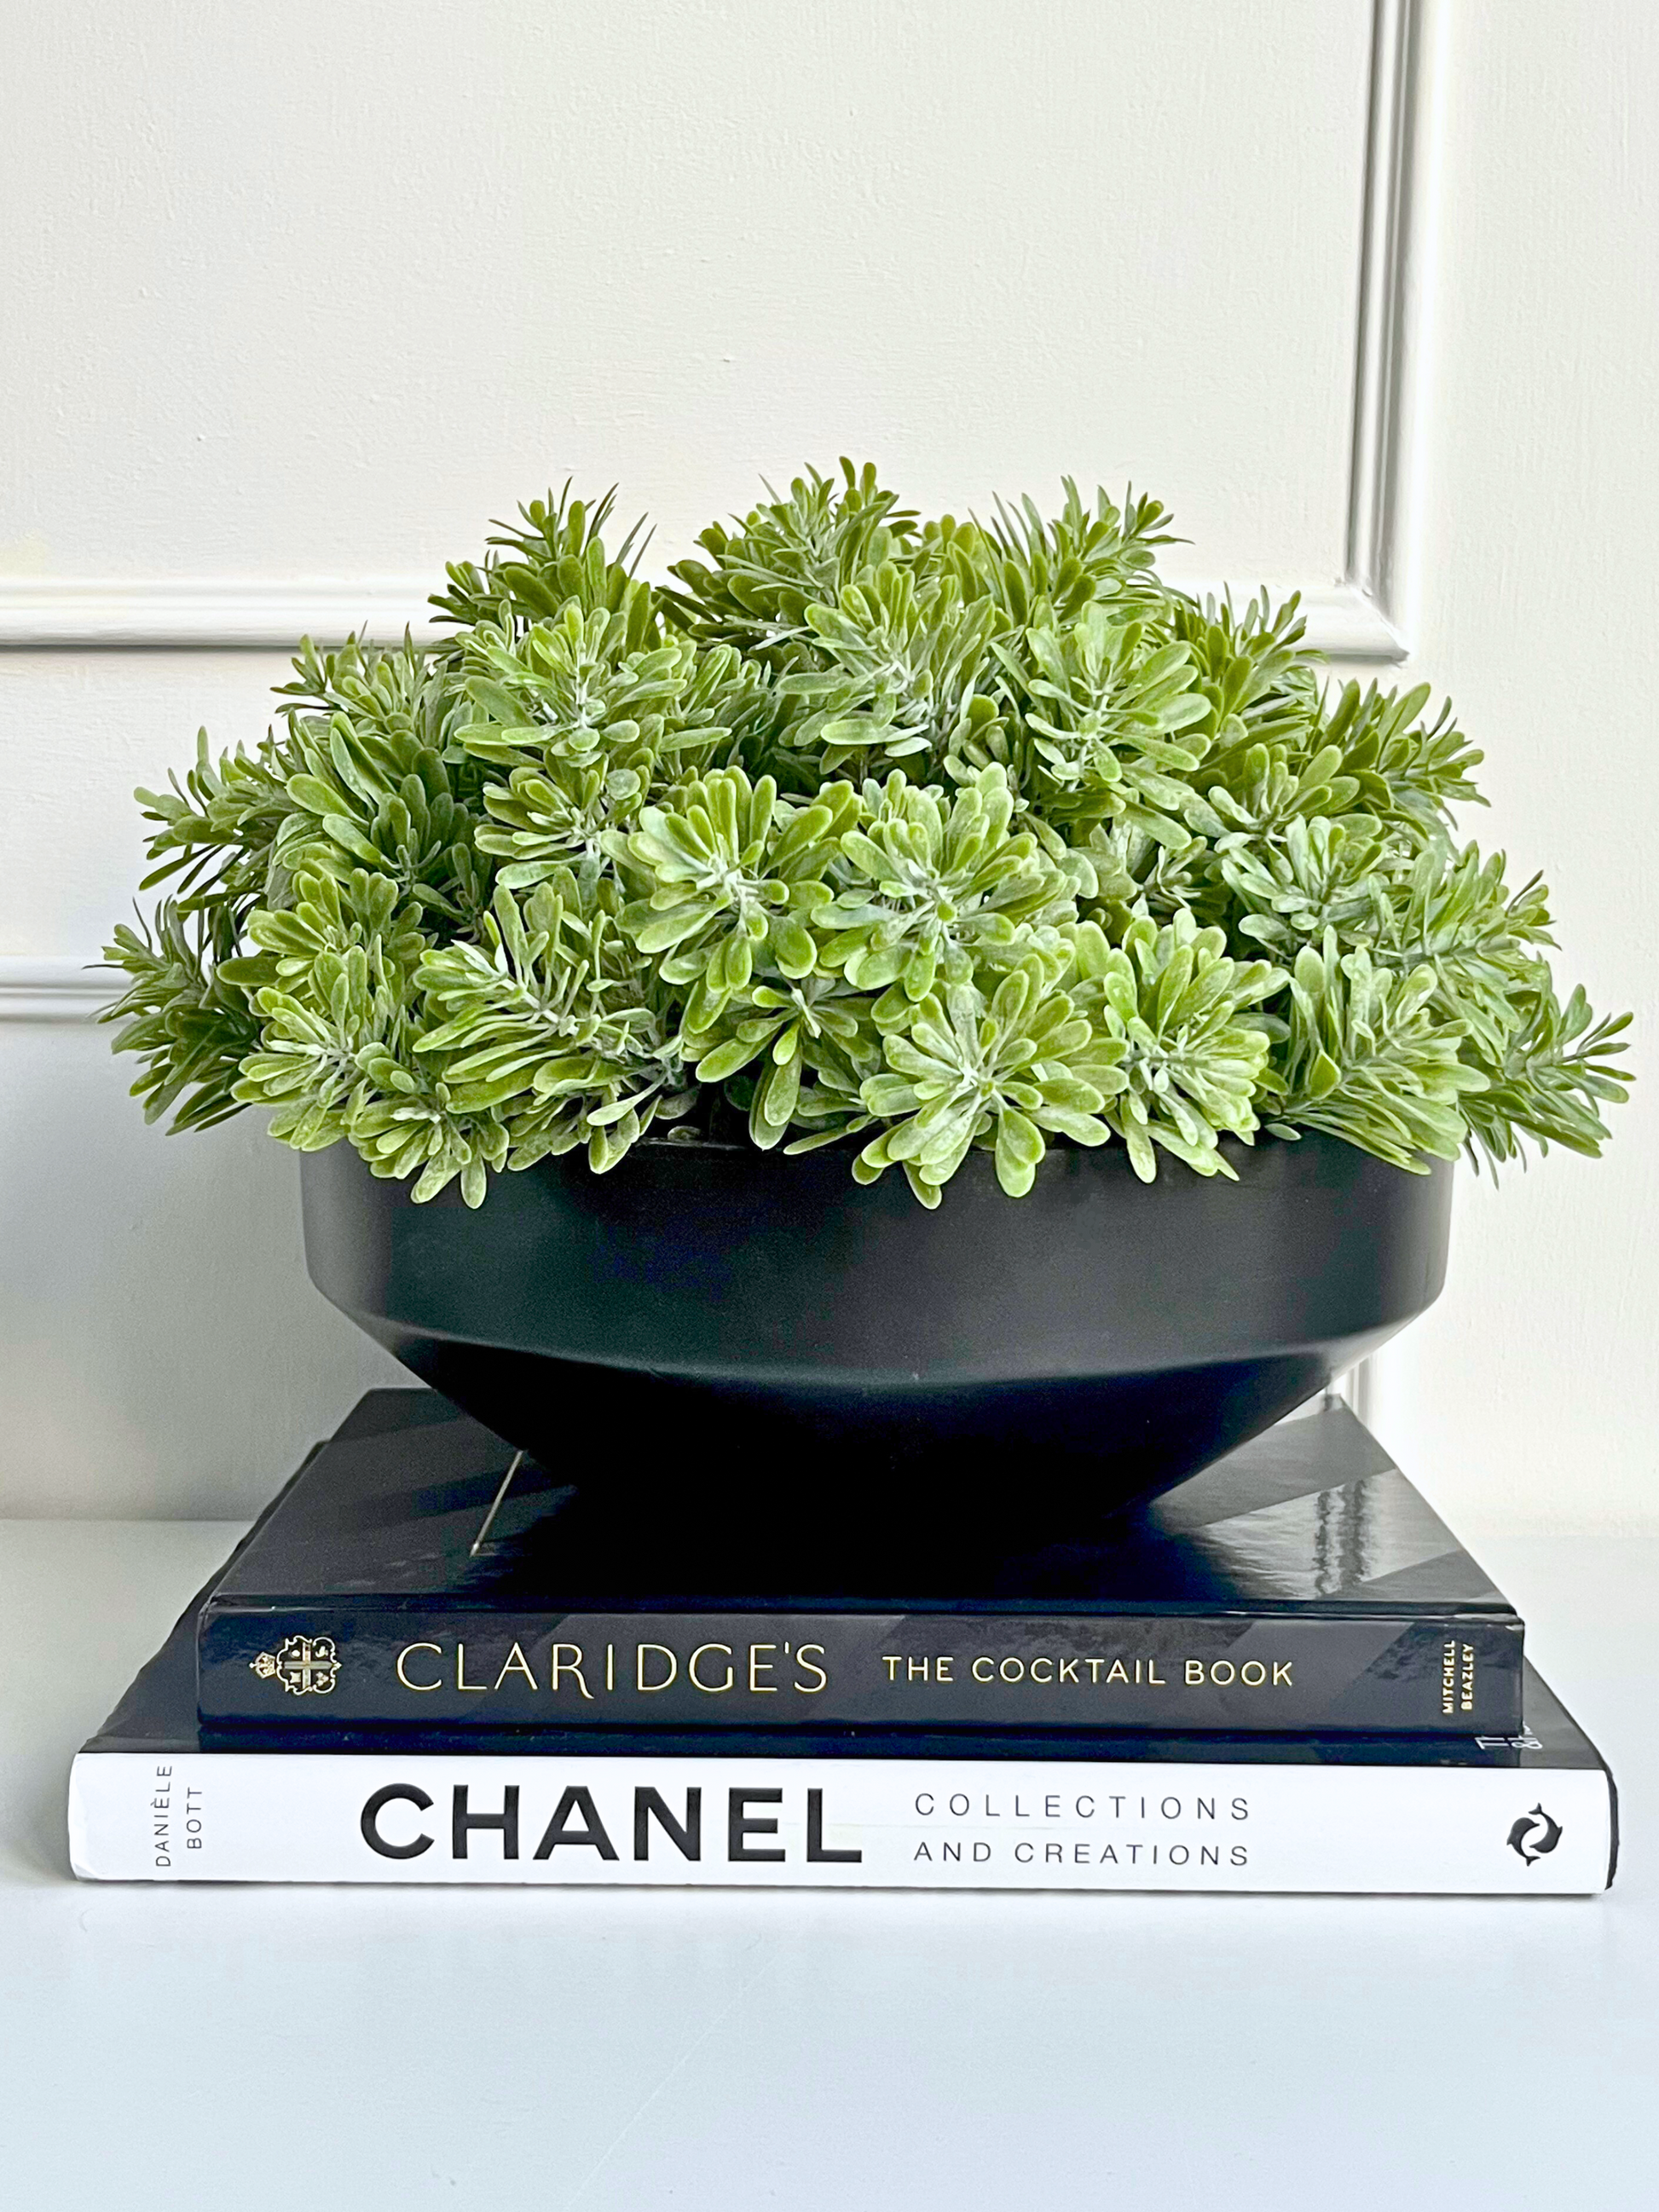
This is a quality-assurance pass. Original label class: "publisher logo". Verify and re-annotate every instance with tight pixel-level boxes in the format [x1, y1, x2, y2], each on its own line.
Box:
[1506, 1804, 1563, 1866]
[251, 1633, 341, 1696]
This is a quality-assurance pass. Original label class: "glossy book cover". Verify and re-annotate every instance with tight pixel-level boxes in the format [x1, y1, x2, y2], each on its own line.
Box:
[196, 1392, 1525, 1736]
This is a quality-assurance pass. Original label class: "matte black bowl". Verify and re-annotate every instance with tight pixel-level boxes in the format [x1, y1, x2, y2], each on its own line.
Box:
[301, 1133, 1452, 1545]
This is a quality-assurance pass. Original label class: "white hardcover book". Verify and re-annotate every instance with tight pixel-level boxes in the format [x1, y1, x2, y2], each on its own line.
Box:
[70, 1743, 1614, 1894]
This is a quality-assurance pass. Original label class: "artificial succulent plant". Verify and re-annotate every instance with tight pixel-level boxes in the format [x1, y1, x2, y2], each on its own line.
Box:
[104, 465, 1629, 1207]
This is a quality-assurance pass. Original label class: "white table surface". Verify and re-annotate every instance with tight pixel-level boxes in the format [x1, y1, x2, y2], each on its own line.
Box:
[2, 1514, 1655, 2210]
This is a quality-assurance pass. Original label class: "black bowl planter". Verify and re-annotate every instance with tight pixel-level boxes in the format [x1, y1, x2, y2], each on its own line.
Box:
[302, 1133, 1452, 1553]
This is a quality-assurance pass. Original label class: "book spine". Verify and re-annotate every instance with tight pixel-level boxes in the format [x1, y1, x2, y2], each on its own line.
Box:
[198, 1607, 1525, 1735]
[68, 1748, 1612, 1893]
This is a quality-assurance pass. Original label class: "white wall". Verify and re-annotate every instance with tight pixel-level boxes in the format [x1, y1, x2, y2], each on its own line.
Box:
[1360, 5, 1659, 1532]
[1, 0, 1652, 1524]
[0, 0, 1370, 604]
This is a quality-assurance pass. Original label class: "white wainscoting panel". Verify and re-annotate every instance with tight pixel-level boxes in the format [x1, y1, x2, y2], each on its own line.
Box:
[2, 3, 1376, 622]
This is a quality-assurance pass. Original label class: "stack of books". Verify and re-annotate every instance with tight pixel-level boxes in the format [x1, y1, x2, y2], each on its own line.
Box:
[69, 1389, 1616, 1894]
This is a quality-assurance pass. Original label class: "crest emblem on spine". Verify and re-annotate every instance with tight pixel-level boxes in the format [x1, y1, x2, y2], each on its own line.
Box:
[251, 1634, 341, 1696]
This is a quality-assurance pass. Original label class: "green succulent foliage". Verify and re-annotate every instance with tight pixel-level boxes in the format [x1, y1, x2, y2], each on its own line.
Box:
[418, 873, 695, 1175]
[1269, 933, 1491, 1170]
[1167, 591, 1321, 754]
[662, 460, 919, 667]
[104, 900, 263, 1133]
[429, 482, 652, 638]
[814, 765, 1070, 1006]
[686, 970, 876, 1154]
[1009, 604, 1212, 840]
[1460, 982, 1632, 1170]
[1072, 911, 1286, 1181]
[855, 954, 1122, 1206]
[775, 563, 1009, 783]
[612, 766, 857, 1031]
[133, 725, 301, 916]
[102, 465, 1630, 1206]
[232, 944, 406, 1154]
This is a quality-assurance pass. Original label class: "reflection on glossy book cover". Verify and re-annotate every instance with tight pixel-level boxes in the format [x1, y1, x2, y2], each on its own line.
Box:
[196, 1392, 1524, 1735]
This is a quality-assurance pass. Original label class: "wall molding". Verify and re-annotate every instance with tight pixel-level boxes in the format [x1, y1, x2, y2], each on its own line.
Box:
[0, 959, 115, 1024]
[1344, 0, 1436, 654]
[0, 0, 1432, 664]
[0, 578, 446, 652]
[0, 572, 1412, 661]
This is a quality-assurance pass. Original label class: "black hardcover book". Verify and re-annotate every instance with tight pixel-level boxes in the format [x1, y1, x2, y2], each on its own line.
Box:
[196, 1391, 1525, 1736]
